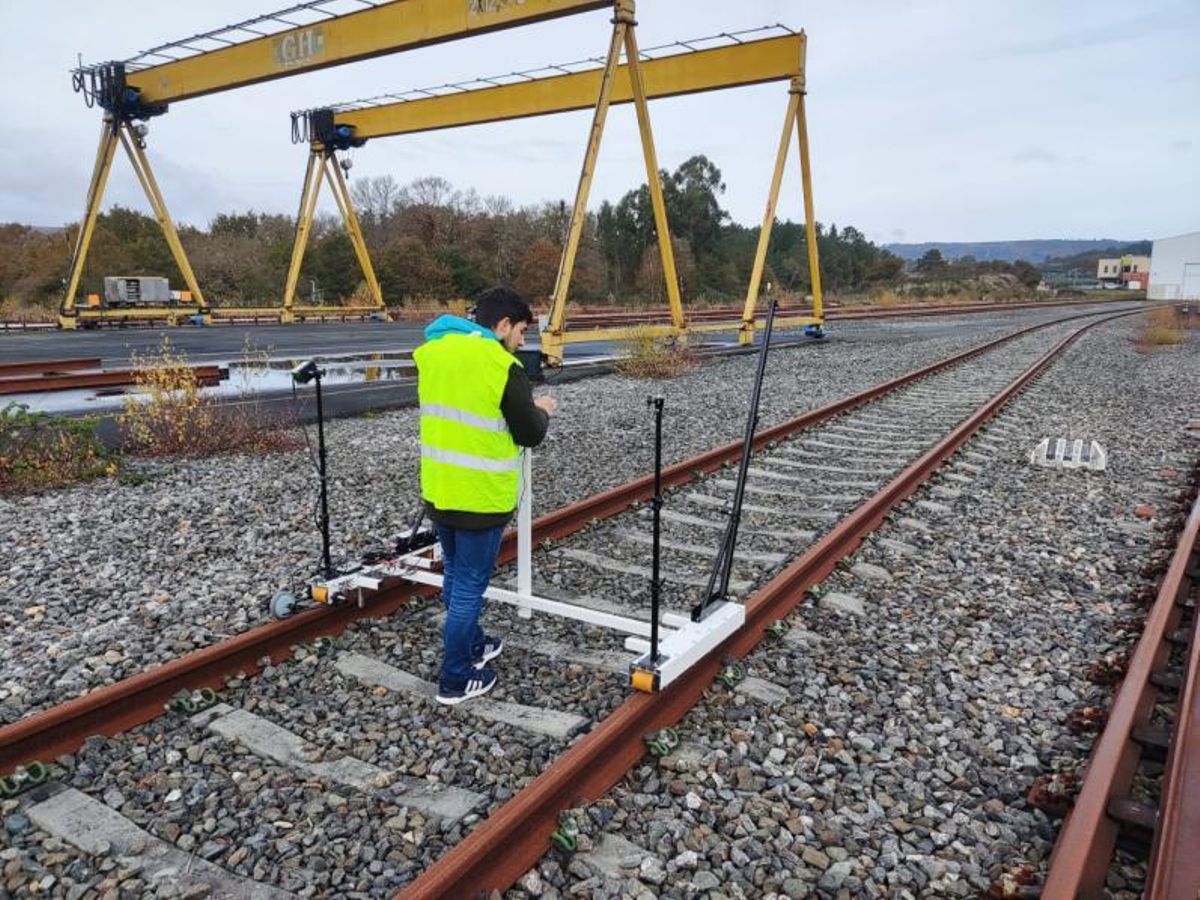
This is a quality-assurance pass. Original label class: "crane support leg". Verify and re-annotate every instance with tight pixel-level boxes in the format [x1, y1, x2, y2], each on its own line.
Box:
[282, 150, 325, 322]
[60, 122, 120, 328]
[796, 86, 824, 321]
[739, 88, 801, 345]
[622, 10, 683, 331]
[119, 127, 208, 317]
[543, 0, 681, 364]
[61, 121, 207, 327]
[543, 12, 626, 364]
[324, 154, 385, 313]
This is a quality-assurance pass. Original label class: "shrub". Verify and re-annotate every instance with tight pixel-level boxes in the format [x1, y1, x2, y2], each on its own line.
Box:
[119, 336, 301, 457]
[615, 326, 696, 379]
[0, 403, 115, 493]
[119, 337, 215, 455]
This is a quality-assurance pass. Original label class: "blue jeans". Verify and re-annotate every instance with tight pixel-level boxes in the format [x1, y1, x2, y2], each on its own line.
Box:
[437, 523, 505, 686]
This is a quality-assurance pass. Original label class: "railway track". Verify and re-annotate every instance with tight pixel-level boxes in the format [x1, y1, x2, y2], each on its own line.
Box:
[560, 296, 1133, 330]
[0, 305, 1187, 898]
[1040, 483, 1199, 898]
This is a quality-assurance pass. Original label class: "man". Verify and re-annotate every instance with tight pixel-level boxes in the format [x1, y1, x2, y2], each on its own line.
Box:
[414, 286, 556, 705]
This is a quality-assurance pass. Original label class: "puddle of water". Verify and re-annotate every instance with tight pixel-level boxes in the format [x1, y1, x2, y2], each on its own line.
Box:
[223, 358, 417, 394]
[9, 353, 419, 416]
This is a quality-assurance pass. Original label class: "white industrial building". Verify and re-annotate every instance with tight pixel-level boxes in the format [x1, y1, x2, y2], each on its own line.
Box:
[1148, 231, 1200, 300]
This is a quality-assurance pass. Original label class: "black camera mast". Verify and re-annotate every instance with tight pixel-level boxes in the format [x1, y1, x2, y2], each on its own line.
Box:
[292, 360, 334, 579]
[693, 293, 779, 622]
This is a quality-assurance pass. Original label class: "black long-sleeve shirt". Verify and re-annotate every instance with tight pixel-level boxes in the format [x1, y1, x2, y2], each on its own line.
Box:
[499, 361, 550, 449]
[425, 361, 549, 530]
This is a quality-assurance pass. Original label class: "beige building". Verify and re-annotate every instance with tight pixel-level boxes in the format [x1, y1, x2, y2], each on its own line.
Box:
[1097, 254, 1151, 287]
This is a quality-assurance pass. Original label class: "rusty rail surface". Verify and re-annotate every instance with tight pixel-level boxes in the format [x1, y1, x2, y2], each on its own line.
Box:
[0, 311, 1112, 774]
[1043, 484, 1200, 899]
[1146, 490, 1200, 899]
[0, 358, 100, 377]
[400, 309, 1147, 897]
[560, 297, 1134, 330]
[0, 364, 221, 395]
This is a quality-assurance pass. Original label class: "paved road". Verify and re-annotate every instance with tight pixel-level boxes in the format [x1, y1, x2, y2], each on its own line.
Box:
[0, 322, 430, 367]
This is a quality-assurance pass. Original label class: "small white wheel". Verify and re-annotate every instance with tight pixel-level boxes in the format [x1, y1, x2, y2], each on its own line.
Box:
[270, 591, 297, 620]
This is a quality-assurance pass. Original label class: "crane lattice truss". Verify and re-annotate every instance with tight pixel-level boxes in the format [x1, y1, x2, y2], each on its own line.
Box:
[60, 0, 608, 328]
[289, 14, 824, 356]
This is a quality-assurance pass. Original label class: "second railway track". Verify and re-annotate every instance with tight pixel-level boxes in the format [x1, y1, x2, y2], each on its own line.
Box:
[1, 304, 1196, 898]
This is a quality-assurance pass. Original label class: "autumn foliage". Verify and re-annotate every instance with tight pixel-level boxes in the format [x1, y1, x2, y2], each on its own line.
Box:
[2, 156, 916, 315]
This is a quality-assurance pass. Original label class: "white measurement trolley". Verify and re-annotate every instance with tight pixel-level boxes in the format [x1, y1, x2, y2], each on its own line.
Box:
[292, 453, 744, 693]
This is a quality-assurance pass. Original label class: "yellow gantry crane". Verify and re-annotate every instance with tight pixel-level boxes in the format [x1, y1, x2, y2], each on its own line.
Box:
[289, 8, 824, 361]
[60, 0, 609, 329]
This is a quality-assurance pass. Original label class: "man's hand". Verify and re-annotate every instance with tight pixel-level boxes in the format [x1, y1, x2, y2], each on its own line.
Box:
[534, 395, 557, 416]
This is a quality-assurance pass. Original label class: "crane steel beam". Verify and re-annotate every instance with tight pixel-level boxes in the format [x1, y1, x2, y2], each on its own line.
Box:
[311, 34, 804, 140]
[62, 0, 608, 327]
[108, 0, 610, 106]
[280, 25, 823, 349]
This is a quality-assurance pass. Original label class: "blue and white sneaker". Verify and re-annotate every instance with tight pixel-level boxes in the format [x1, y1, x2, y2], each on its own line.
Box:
[435, 667, 498, 706]
[473, 634, 504, 669]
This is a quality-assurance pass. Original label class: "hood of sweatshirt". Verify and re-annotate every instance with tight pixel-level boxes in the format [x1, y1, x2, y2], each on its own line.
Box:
[423, 314, 498, 342]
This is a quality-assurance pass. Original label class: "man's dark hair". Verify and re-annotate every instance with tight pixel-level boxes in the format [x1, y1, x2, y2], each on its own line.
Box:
[473, 286, 534, 330]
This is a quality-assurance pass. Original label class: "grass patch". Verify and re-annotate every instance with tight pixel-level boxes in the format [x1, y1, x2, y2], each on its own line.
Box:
[1137, 306, 1187, 348]
[0, 297, 56, 323]
[0, 403, 115, 494]
[614, 327, 697, 379]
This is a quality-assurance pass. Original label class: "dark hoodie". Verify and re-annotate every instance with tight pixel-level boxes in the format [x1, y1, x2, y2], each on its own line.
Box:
[419, 314, 550, 529]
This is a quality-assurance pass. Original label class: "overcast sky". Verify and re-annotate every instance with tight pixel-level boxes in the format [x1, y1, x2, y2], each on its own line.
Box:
[1, 0, 1196, 244]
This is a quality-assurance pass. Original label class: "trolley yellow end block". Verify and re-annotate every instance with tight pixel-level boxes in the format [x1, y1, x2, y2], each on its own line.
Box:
[630, 667, 659, 693]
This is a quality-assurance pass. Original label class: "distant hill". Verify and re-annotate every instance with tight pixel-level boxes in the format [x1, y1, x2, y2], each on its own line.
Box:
[1038, 240, 1152, 278]
[884, 239, 1145, 263]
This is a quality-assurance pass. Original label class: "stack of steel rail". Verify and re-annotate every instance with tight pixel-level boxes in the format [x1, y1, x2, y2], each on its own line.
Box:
[0, 357, 222, 395]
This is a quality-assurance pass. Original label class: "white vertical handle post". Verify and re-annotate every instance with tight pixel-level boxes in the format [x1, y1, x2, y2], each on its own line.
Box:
[517, 450, 533, 618]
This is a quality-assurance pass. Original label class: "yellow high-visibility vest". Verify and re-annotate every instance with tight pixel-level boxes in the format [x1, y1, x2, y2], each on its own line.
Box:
[414, 332, 520, 513]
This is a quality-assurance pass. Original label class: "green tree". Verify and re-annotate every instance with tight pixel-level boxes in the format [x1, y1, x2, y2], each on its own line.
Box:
[1011, 259, 1042, 289]
[305, 231, 359, 302]
[435, 247, 488, 298]
[378, 235, 454, 301]
[915, 248, 948, 275]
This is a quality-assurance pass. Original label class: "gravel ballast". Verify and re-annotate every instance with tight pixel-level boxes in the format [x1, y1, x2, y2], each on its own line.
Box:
[0, 304, 1134, 725]
[1, 304, 1193, 899]
[503, 314, 1198, 898]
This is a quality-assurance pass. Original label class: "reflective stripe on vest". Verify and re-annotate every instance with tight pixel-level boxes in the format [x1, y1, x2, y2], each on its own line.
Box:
[421, 445, 521, 473]
[420, 402, 508, 433]
[414, 332, 520, 514]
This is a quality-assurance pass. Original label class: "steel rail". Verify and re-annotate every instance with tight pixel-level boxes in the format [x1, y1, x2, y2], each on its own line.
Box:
[0, 365, 222, 396]
[494, 310, 1110, 557]
[0, 308, 1134, 775]
[0, 358, 100, 377]
[1043, 485, 1200, 899]
[560, 296, 1136, 329]
[1146, 493, 1200, 899]
[401, 308, 1147, 897]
